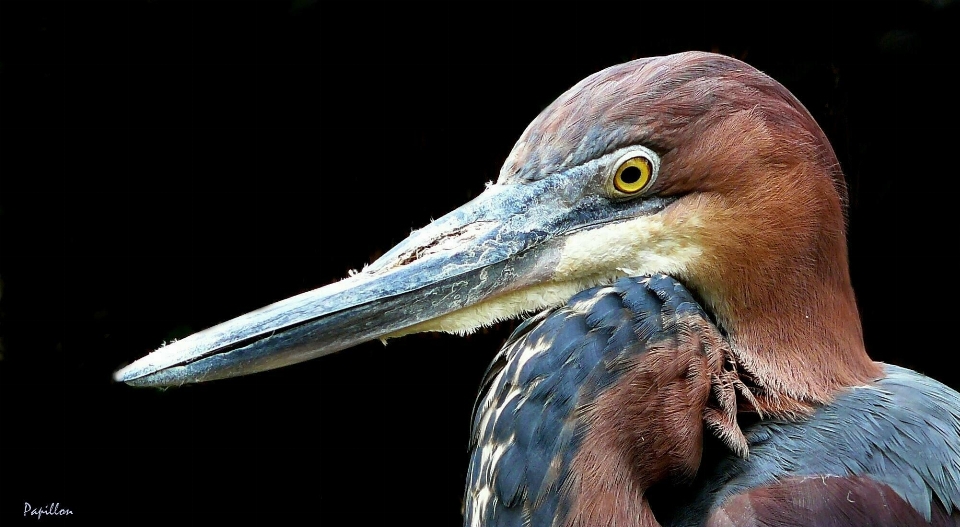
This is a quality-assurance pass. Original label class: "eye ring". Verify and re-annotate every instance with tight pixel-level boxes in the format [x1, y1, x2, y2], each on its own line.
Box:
[613, 156, 653, 194]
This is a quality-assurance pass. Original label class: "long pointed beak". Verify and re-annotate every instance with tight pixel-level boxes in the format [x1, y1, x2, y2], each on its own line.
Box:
[115, 181, 567, 387]
[116, 157, 677, 388]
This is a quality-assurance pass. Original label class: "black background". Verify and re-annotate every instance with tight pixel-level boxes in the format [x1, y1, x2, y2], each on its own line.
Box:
[2, 0, 958, 524]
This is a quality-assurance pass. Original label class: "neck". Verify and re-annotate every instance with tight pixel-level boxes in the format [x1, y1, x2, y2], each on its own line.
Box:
[720, 258, 879, 412]
[686, 189, 881, 412]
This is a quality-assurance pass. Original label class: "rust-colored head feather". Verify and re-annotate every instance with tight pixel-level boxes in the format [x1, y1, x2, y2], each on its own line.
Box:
[503, 51, 880, 411]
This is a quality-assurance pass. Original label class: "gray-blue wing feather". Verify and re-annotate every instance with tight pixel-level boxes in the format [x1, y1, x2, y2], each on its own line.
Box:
[668, 365, 960, 526]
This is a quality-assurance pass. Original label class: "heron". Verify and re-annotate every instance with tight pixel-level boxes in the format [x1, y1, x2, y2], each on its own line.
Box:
[115, 51, 960, 526]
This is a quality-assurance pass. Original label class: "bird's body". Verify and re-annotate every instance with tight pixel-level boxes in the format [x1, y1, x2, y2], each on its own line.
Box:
[468, 276, 960, 526]
[116, 52, 960, 525]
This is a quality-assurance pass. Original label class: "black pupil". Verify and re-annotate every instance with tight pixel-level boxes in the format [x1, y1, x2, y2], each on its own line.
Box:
[620, 165, 642, 184]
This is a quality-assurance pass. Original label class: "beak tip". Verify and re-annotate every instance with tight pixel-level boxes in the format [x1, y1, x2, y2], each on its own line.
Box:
[113, 363, 144, 385]
[113, 367, 174, 388]
[114, 340, 198, 387]
[113, 364, 133, 383]
[113, 355, 168, 387]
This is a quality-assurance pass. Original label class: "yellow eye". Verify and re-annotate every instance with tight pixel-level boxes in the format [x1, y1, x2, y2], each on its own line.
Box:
[613, 156, 653, 194]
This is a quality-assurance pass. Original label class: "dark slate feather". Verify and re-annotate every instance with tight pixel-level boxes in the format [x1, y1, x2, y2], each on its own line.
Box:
[464, 275, 705, 527]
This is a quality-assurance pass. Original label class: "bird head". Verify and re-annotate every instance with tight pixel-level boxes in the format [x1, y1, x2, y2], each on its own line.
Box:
[116, 52, 878, 406]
